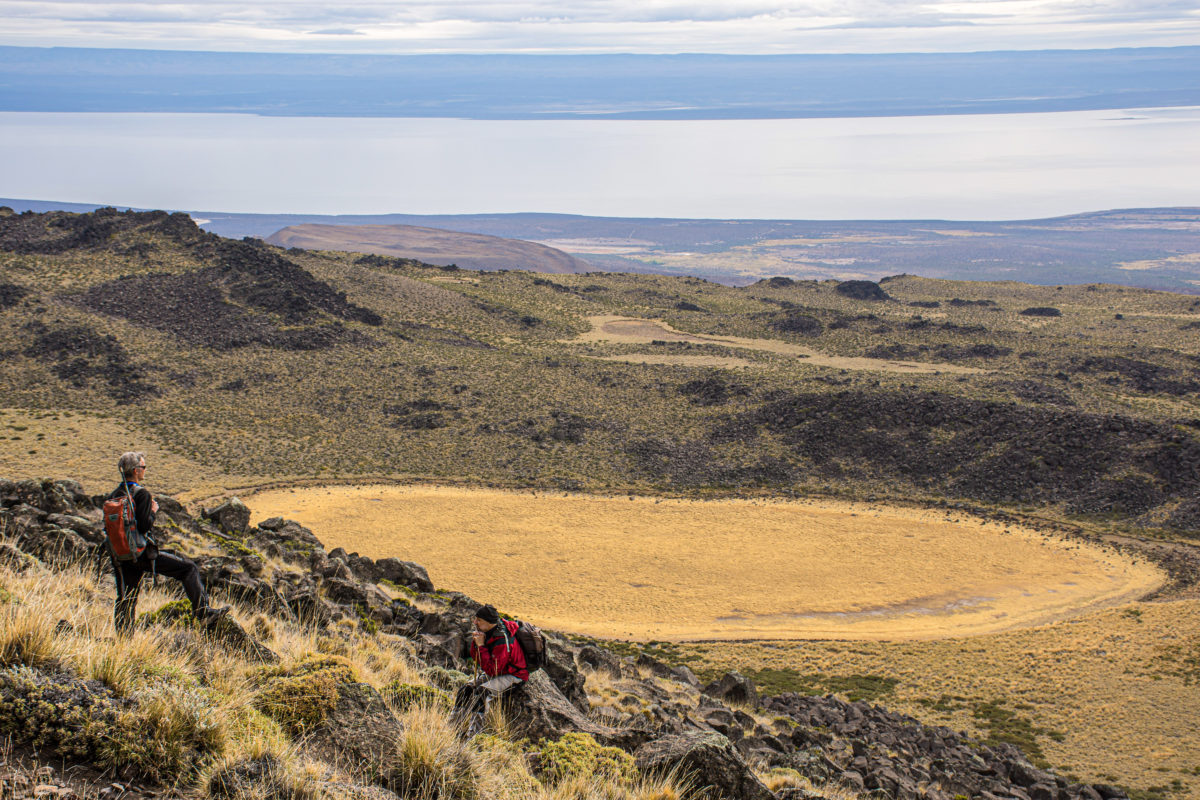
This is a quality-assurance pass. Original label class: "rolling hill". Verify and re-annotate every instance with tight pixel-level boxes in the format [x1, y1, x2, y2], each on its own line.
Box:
[266, 222, 594, 274]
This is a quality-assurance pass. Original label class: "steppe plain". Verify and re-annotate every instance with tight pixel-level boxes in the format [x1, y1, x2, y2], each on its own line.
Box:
[1, 208, 1199, 798]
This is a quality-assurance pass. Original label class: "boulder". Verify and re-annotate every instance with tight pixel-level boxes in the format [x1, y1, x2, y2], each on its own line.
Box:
[0, 542, 40, 573]
[703, 671, 759, 708]
[506, 671, 648, 752]
[316, 681, 407, 778]
[24, 527, 92, 567]
[250, 518, 325, 564]
[196, 556, 291, 618]
[671, 664, 702, 687]
[578, 644, 622, 677]
[544, 636, 589, 712]
[375, 557, 434, 593]
[275, 572, 330, 623]
[634, 731, 773, 800]
[204, 497, 251, 535]
[45, 512, 100, 536]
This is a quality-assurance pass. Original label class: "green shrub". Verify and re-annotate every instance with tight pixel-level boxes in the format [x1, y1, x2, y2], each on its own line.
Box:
[383, 681, 451, 712]
[254, 654, 358, 735]
[0, 664, 117, 759]
[530, 732, 638, 784]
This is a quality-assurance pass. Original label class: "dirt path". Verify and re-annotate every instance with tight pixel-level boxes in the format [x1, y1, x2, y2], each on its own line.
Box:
[248, 485, 1160, 641]
[568, 315, 987, 374]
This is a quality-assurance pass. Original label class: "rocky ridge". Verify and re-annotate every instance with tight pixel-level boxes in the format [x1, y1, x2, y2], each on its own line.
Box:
[0, 478, 1137, 800]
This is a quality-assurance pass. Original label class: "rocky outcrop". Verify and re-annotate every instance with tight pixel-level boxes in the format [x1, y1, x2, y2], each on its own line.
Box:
[703, 671, 759, 707]
[203, 497, 251, 535]
[635, 731, 773, 800]
[506, 671, 649, 752]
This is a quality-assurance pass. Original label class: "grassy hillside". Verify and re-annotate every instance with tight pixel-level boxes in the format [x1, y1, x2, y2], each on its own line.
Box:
[0, 207, 1198, 536]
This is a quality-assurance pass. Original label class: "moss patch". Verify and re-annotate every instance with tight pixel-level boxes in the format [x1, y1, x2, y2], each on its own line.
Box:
[139, 598, 195, 627]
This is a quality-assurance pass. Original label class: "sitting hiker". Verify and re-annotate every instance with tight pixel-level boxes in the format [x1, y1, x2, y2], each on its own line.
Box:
[107, 451, 226, 634]
[453, 604, 528, 733]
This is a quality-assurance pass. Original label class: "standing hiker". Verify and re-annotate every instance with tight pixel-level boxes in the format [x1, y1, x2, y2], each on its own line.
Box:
[453, 604, 528, 733]
[106, 451, 226, 634]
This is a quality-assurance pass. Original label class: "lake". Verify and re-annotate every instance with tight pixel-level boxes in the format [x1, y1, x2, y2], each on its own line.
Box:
[3, 107, 1199, 219]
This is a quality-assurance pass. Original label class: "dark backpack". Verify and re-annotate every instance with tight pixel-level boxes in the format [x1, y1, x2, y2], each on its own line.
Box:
[513, 619, 547, 671]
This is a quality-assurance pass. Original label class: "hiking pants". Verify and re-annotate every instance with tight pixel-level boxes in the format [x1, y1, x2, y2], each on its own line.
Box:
[113, 549, 209, 634]
[454, 674, 521, 717]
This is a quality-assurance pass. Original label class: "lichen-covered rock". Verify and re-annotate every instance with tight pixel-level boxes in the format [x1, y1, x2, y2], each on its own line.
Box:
[204, 497, 251, 535]
[505, 671, 648, 752]
[703, 671, 759, 708]
[375, 557, 433, 593]
[577, 644, 622, 677]
[0, 542, 40, 573]
[634, 731, 773, 800]
[251, 518, 325, 564]
[319, 682, 406, 777]
[544, 635, 588, 712]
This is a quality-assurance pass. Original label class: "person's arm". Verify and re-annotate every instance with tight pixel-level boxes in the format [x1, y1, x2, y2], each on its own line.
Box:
[133, 487, 156, 537]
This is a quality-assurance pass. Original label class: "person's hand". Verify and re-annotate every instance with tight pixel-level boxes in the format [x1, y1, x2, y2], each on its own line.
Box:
[472, 630, 485, 647]
[151, 499, 159, 513]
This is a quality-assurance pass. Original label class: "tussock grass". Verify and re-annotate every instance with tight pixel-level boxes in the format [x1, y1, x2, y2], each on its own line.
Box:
[0, 553, 694, 800]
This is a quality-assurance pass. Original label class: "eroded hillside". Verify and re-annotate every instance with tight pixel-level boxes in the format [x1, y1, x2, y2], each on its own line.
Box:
[0, 207, 1198, 536]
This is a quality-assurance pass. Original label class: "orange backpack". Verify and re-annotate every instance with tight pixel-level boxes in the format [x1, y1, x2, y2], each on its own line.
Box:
[103, 484, 146, 562]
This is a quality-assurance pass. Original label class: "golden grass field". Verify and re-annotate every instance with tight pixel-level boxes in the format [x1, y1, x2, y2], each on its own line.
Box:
[247, 486, 1161, 641]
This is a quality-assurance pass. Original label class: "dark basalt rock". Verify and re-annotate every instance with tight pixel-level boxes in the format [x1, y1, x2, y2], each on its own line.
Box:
[20, 322, 159, 401]
[1020, 307, 1062, 317]
[763, 694, 1129, 800]
[771, 312, 823, 335]
[506, 671, 648, 751]
[204, 497, 251, 535]
[700, 671, 758, 710]
[250, 518, 325, 564]
[376, 557, 434, 593]
[635, 731, 773, 800]
[317, 682, 407, 780]
[836, 280, 890, 301]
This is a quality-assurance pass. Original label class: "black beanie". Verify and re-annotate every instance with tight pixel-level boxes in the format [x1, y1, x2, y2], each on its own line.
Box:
[474, 604, 500, 625]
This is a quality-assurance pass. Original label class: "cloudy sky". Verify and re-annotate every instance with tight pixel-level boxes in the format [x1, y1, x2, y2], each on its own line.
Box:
[1, 0, 1199, 54]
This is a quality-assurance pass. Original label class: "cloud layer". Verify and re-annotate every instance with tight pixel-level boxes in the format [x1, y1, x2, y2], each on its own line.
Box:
[1, 0, 1198, 52]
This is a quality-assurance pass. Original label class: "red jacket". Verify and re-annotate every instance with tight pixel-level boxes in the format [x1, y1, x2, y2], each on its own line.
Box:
[470, 619, 528, 681]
